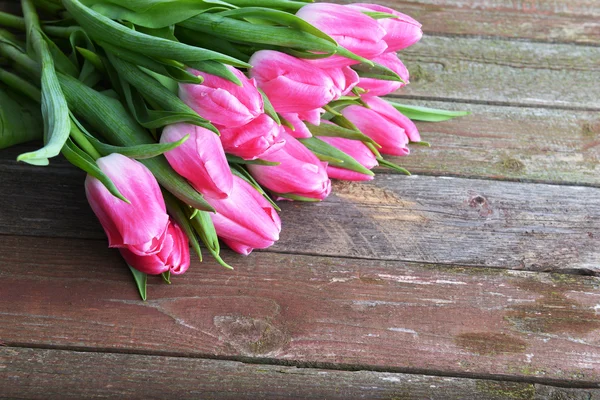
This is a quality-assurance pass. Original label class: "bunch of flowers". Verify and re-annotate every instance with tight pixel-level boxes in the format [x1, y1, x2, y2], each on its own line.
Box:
[0, 0, 467, 298]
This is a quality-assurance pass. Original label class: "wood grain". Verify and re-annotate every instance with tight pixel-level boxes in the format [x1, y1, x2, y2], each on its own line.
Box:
[1, 159, 597, 272]
[339, 0, 600, 45]
[392, 36, 600, 109]
[381, 100, 600, 185]
[4, 96, 600, 186]
[2, 348, 600, 399]
[1, 235, 600, 384]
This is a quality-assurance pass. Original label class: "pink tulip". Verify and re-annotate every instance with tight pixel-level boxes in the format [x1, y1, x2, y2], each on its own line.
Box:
[217, 114, 286, 160]
[349, 4, 422, 52]
[248, 50, 337, 113]
[279, 113, 313, 139]
[85, 153, 169, 256]
[279, 108, 325, 139]
[119, 220, 190, 275]
[319, 135, 378, 181]
[296, 3, 387, 68]
[357, 53, 409, 96]
[208, 175, 281, 255]
[180, 66, 263, 128]
[161, 123, 233, 200]
[247, 130, 331, 201]
[325, 66, 360, 98]
[342, 96, 420, 156]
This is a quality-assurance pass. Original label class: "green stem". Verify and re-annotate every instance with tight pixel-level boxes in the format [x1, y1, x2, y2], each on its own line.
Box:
[0, 68, 41, 102]
[0, 10, 77, 39]
[0, 41, 39, 77]
[0, 67, 100, 160]
[70, 120, 102, 160]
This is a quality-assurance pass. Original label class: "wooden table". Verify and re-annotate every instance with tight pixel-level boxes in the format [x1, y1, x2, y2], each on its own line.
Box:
[1, 0, 600, 398]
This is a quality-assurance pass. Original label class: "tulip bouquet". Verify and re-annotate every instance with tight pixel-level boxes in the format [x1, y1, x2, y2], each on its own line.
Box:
[0, 0, 467, 298]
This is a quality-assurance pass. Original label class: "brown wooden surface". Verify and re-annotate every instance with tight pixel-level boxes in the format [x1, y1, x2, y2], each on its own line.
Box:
[3, 348, 600, 400]
[2, 235, 600, 385]
[2, 0, 600, 398]
[340, 0, 600, 45]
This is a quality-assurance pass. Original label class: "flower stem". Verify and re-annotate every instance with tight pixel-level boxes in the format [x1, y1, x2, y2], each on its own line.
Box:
[0, 10, 78, 39]
[70, 120, 102, 161]
[0, 68, 41, 102]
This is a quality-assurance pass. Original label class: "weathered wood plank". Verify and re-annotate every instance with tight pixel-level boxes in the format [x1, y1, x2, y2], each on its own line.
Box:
[381, 101, 600, 185]
[1, 159, 597, 272]
[2, 348, 600, 400]
[392, 36, 600, 109]
[4, 96, 600, 186]
[1, 236, 600, 384]
[4, 99, 600, 186]
[338, 0, 600, 45]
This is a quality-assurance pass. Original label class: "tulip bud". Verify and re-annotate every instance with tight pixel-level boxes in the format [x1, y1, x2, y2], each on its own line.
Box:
[357, 53, 409, 96]
[179, 66, 263, 128]
[247, 130, 331, 201]
[325, 66, 360, 98]
[119, 220, 190, 275]
[160, 123, 233, 200]
[248, 50, 337, 113]
[296, 3, 387, 68]
[348, 3, 422, 52]
[319, 135, 378, 181]
[218, 113, 286, 160]
[342, 96, 420, 156]
[85, 153, 169, 256]
[208, 175, 281, 255]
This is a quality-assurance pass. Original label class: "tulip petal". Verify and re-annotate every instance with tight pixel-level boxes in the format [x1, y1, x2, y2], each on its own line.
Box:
[85, 153, 169, 251]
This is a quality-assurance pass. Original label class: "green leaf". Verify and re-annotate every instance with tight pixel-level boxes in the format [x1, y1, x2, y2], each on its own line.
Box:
[62, 136, 130, 203]
[69, 29, 103, 87]
[57, 72, 215, 212]
[186, 59, 242, 85]
[377, 157, 411, 175]
[231, 166, 280, 211]
[161, 271, 171, 284]
[108, 53, 218, 132]
[90, 0, 231, 29]
[258, 87, 280, 125]
[175, 26, 251, 62]
[299, 136, 374, 176]
[128, 265, 147, 301]
[219, 0, 307, 11]
[189, 209, 234, 270]
[18, 0, 71, 166]
[219, 7, 337, 46]
[163, 190, 203, 262]
[271, 192, 321, 202]
[387, 101, 471, 122]
[62, 0, 249, 68]
[306, 121, 379, 148]
[362, 11, 399, 20]
[226, 154, 280, 166]
[99, 40, 203, 84]
[87, 133, 189, 159]
[0, 86, 43, 149]
[180, 13, 338, 54]
[353, 60, 404, 83]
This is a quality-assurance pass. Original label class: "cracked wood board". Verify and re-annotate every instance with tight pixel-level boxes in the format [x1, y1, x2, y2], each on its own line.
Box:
[2, 348, 600, 399]
[390, 36, 600, 109]
[1, 236, 600, 384]
[376, 101, 600, 186]
[0, 163, 597, 272]
[334, 0, 600, 45]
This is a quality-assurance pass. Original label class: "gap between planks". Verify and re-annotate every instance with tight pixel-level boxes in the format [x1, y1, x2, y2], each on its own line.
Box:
[1, 345, 600, 392]
[2, 236, 600, 385]
[3, 348, 600, 399]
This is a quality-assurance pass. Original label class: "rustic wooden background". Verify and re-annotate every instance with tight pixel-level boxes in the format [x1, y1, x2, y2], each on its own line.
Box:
[1, 0, 600, 398]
